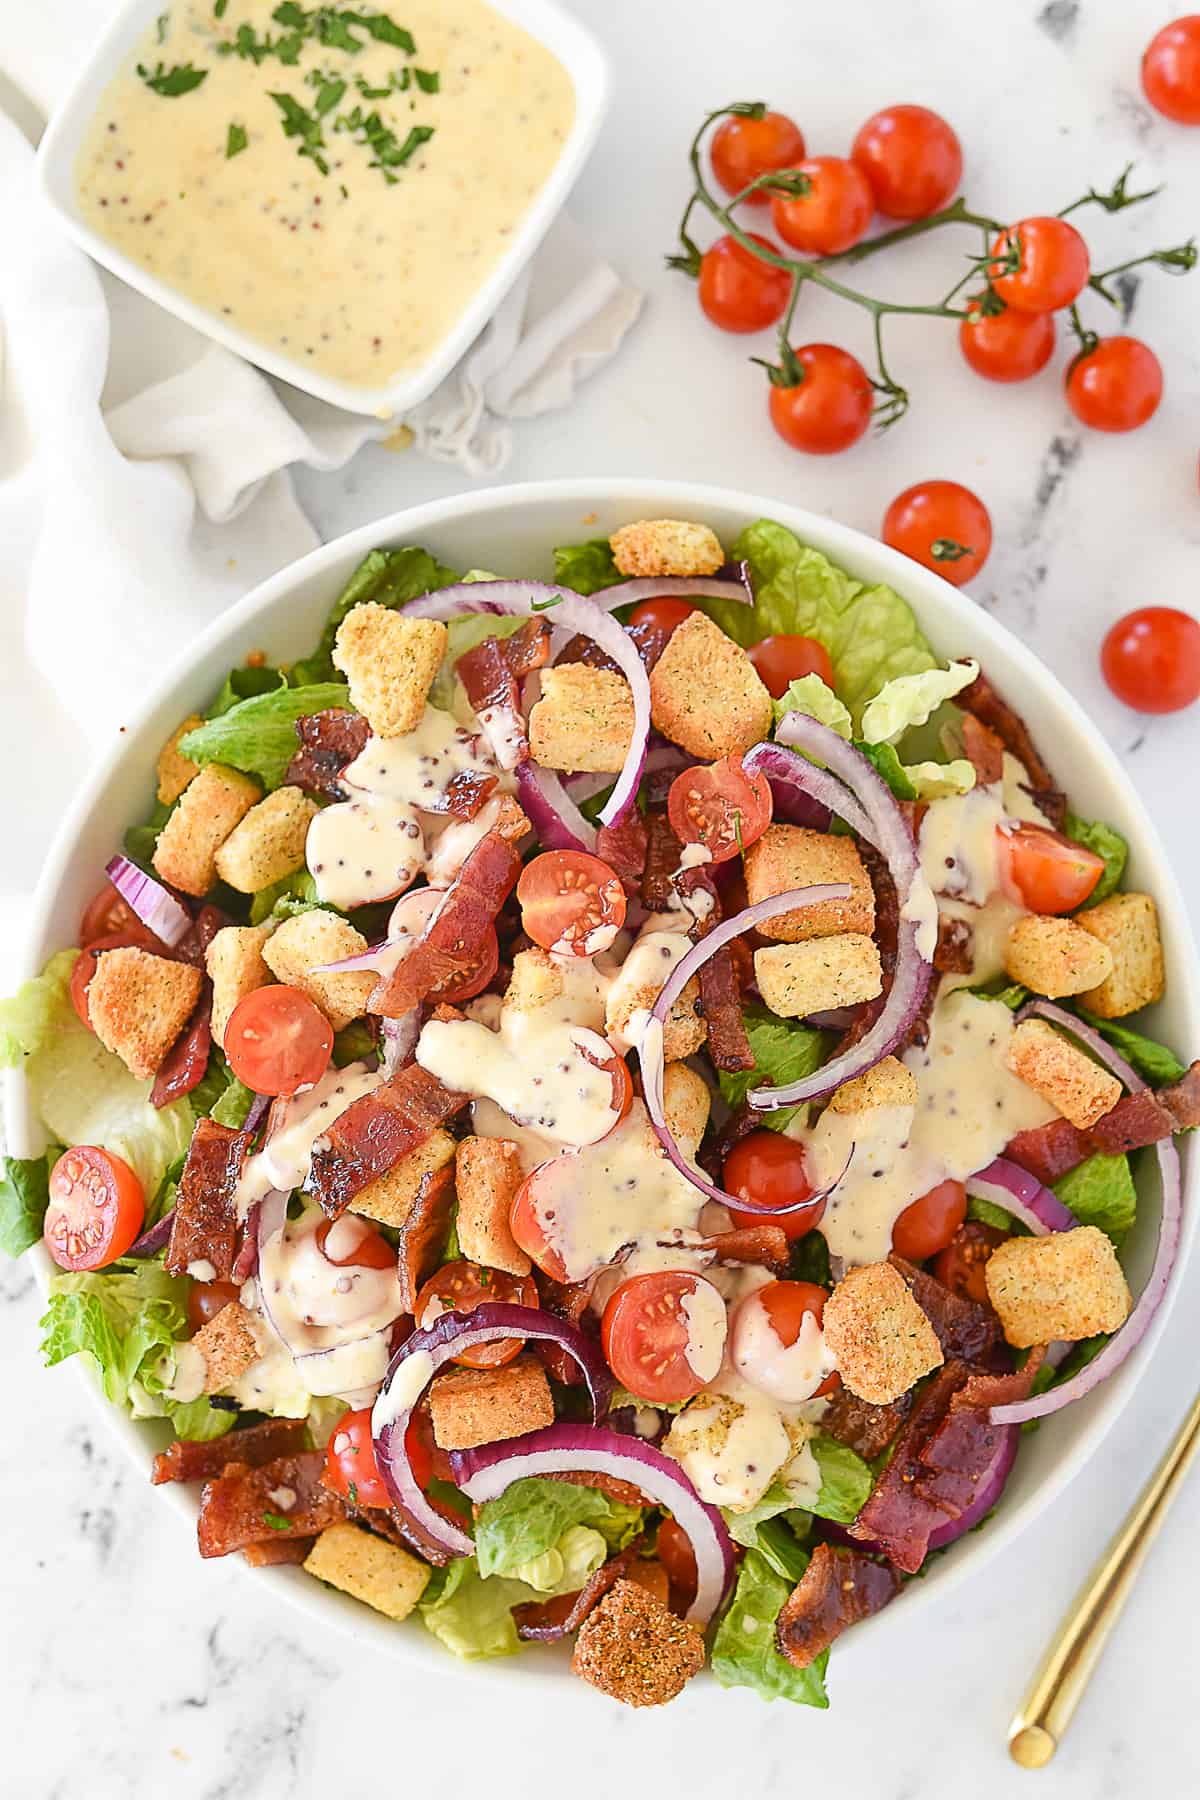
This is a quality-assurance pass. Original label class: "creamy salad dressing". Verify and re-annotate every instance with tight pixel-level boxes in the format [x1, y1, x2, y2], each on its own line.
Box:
[343, 712, 496, 807]
[416, 1010, 619, 1147]
[679, 1280, 728, 1385]
[730, 1292, 837, 1405]
[664, 1366, 829, 1512]
[235, 1061, 384, 1219]
[605, 922, 695, 1053]
[307, 791, 425, 907]
[257, 1206, 403, 1394]
[76, 0, 576, 389]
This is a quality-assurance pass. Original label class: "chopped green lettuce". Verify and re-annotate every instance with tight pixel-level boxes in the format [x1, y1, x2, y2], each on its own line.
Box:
[248, 868, 321, 926]
[711, 1547, 829, 1707]
[1065, 813, 1128, 910]
[180, 682, 350, 789]
[207, 664, 286, 718]
[1074, 1011, 1187, 1086]
[290, 546, 460, 687]
[0, 948, 79, 1069]
[809, 1434, 874, 1522]
[904, 758, 977, 799]
[189, 1051, 255, 1127]
[418, 1556, 531, 1660]
[859, 659, 978, 746]
[552, 537, 619, 595]
[752, 1515, 812, 1583]
[473, 1475, 642, 1578]
[509, 1524, 607, 1595]
[853, 740, 918, 802]
[718, 1004, 831, 1133]
[967, 1194, 1020, 1233]
[0, 1153, 53, 1258]
[1053, 1152, 1136, 1247]
[772, 674, 852, 737]
[124, 800, 173, 871]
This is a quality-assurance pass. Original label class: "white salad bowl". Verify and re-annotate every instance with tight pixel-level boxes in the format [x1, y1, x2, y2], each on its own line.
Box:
[8, 478, 1197, 1681]
[35, 0, 608, 417]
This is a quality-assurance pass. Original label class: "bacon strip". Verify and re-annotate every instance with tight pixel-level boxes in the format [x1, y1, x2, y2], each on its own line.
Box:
[197, 1452, 345, 1557]
[442, 769, 499, 820]
[174, 903, 229, 969]
[396, 1164, 456, 1311]
[1005, 1117, 1089, 1185]
[960, 711, 1005, 786]
[166, 1119, 249, 1280]
[1006, 1058, 1199, 1181]
[533, 1273, 595, 1388]
[641, 812, 683, 910]
[958, 669, 1058, 794]
[151, 992, 213, 1108]
[242, 1535, 315, 1567]
[697, 1224, 790, 1274]
[822, 1389, 914, 1462]
[284, 708, 370, 800]
[151, 1417, 310, 1486]
[934, 915, 973, 975]
[699, 947, 754, 1072]
[913, 1358, 1044, 1515]
[889, 1255, 1003, 1367]
[370, 830, 523, 1019]
[308, 1065, 469, 1218]
[558, 619, 670, 677]
[596, 813, 649, 889]
[455, 622, 551, 771]
[776, 1543, 902, 1668]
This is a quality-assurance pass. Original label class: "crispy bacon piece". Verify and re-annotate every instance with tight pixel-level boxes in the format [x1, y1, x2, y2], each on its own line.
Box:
[776, 1543, 902, 1668]
[503, 617, 554, 679]
[396, 1164, 456, 1312]
[331, 1484, 459, 1567]
[165, 1118, 249, 1280]
[455, 622, 551, 771]
[151, 1417, 310, 1486]
[284, 708, 370, 800]
[533, 1272, 595, 1387]
[370, 830, 523, 1019]
[699, 947, 754, 1072]
[197, 1452, 345, 1558]
[889, 1255, 1003, 1367]
[174, 903, 229, 969]
[1006, 1057, 1199, 1181]
[641, 812, 683, 911]
[151, 992, 213, 1109]
[957, 669, 1057, 795]
[242, 1535, 315, 1567]
[1088, 1086, 1176, 1155]
[558, 620, 670, 677]
[697, 1224, 790, 1274]
[1165, 1061, 1200, 1129]
[934, 915, 973, 975]
[442, 769, 499, 819]
[308, 1065, 469, 1218]
[512, 1536, 648, 1641]
[960, 711, 1006, 786]
[914, 1357, 1044, 1515]
[1005, 1116, 1090, 1185]
[596, 813, 649, 889]
[822, 1388, 914, 1461]
[551, 1468, 649, 1508]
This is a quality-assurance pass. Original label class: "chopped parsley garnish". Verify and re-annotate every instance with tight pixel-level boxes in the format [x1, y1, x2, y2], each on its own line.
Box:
[334, 108, 434, 182]
[307, 69, 348, 114]
[214, 0, 229, 15]
[156, 13, 169, 44]
[262, 1510, 292, 1531]
[137, 60, 208, 96]
[347, 1480, 359, 1506]
[413, 67, 439, 93]
[225, 121, 248, 157]
[269, 91, 331, 173]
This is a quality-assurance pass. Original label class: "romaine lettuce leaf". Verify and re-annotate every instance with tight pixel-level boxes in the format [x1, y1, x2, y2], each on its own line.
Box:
[904, 759, 977, 799]
[853, 740, 918, 801]
[473, 1475, 642, 1577]
[809, 1433, 874, 1522]
[859, 659, 978, 746]
[0, 1153, 53, 1258]
[290, 546, 460, 687]
[1074, 1011, 1187, 1086]
[248, 868, 321, 926]
[180, 683, 350, 789]
[1053, 1152, 1136, 1247]
[0, 948, 79, 1069]
[711, 1547, 829, 1707]
[509, 1524, 607, 1596]
[207, 664, 286, 718]
[419, 1556, 531, 1660]
[1065, 813, 1128, 910]
[717, 1004, 831, 1133]
[552, 537, 619, 595]
[772, 674, 852, 737]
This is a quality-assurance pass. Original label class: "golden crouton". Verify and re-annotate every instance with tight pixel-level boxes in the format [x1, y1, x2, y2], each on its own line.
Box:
[985, 1225, 1132, 1349]
[454, 1137, 531, 1276]
[609, 518, 725, 580]
[754, 936, 883, 1020]
[823, 1262, 944, 1405]
[504, 947, 566, 1013]
[1005, 1018, 1122, 1130]
[206, 924, 274, 1050]
[1003, 915, 1114, 998]
[744, 825, 875, 942]
[826, 1056, 918, 1115]
[213, 786, 319, 895]
[649, 613, 773, 760]
[332, 602, 447, 738]
[1075, 892, 1165, 1019]
[528, 665, 634, 773]
[262, 910, 375, 1032]
[191, 1302, 261, 1394]
[428, 1355, 555, 1451]
[349, 1130, 457, 1230]
[572, 1579, 706, 1707]
[662, 1061, 711, 1155]
[605, 936, 707, 1061]
[87, 947, 203, 1079]
[156, 714, 204, 805]
[303, 1523, 429, 1622]
[152, 763, 262, 897]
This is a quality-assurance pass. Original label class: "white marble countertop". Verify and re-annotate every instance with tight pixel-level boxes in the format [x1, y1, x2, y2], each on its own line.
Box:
[3, 1, 1200, 1795]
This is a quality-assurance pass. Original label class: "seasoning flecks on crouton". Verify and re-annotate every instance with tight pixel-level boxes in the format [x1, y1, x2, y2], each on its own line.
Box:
[191, 1302, 261, 1394]
[428, 1355, 555, 1451]
[504, 947, 567, 1014]
[332, 602, 447, 738]
[754, 936, 883, 1020]
[572, 1579, 706, 1707]
[152, 763, 263, 897]
[662, 1061, 711, 1155]
[1005, 1018, 1122, 1130]
[744, 825, 875, 942]
[1003, 915, 1114, 998]
[985, 1225, 1132, 1349]
[349, 1129, 457, 1230]
[649, 613, 773, 760]
[826, 1056, 918, 1115]
[261, 909, 375, 1032]
[213, 786, 319, 895]
[822, 1262, 944, 1405]
[1075, 892, 1166, 1019]
[156, 714, 204, 805]
[87, 947, 204, 1079]
[206, 924, 274, 1050]
[528, 665, 634, 773]
[609, 518, 725, 580]
[303, 1522, 430, 1621]
[454, 1137, 531, 1276]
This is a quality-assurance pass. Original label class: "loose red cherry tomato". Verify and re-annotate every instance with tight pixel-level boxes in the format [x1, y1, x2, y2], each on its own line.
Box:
[988, 217, 1090, 314]
[891, 1179, 967, 1261]
[959, 299, 1056, 383]
[933, 1221, 1007, 1306]
[79, 886, 161, 948]
[414, 1259, 539, 1368]
[656, 1516, 698, 1614]
[711, 109, 806, 205]
[600, 1271, 726, 1405]
[747, 634, 835, 698]
[882, 481, 992, 586]
[325, 1407, 394, 1509]
[1101, 606, 1200, 713]
[70, 930, 161, 1030]
[698, 233, 792, 333]
[1142, 16, 1200, 123]
[1066, 336, 1163, 433]
[314, 1215, 397, 1270]
[770, 155, 875, 255]
[517, 850, 627, 955]
[767, 344, 874, 454]
[627, 597, 698, 634]
[667, 755, 773, 863]
[997, 822, 1105, 913]
[850, 104, 962, 219]
[756, 1278, 838, 1396]
[722, 1130, 827, 1241]
[44, 1146, 145, 1271]
[224, 984, 333, 1097]
[187, 1278, 243, 1333]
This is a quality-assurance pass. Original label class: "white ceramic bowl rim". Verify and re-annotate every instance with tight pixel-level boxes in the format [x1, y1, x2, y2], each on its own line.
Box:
[8, 477, 1196, 1683]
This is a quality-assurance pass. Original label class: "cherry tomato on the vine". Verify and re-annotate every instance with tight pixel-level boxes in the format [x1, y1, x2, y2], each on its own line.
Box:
[1066, 336, 1163, 433]
[722, 1130, 827, 1241]
[959, 298, 1056, 383]
[850, 105, 962, 220]
[711, 110, 806, 204]
[770, 156, 875, 256]
[224, 984, 334, 1098]
[747, 634, 835, 698]
[882, 481, 992, 586]
[1142, 16, 1200, 123]
[44, 1147, 145, 1271]
[767, 344, 874, 454]
[698, 234, 792, 333]
[626, 597, 697, 634]
[988, 217, 1090, 314]
[1100, 607, 1200, 713]
[667, 756, 772, 863]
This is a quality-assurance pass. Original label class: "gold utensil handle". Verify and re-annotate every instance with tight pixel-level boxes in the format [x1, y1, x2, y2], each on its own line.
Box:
[1009, 1387, 1200, 1768]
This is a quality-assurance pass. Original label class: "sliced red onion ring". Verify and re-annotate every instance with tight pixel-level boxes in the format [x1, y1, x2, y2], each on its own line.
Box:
[314, 890, 446, 977]
[964, 1156, 1075, 1236]
[371, 1305, 614, 1557]
[991, 1001, 1184, 1426]
[588, 570, 754, 612]
[400, 581, 650, 827]
[746, 741, 875, 844]
[515, 762, 597, 853]
[452, 1423, 735, 1626]
[105, 854, 192, 948]
[127, 1206, 177, 1259]
[562, 770, 616, 801]
[381, 1011, 420, 1074]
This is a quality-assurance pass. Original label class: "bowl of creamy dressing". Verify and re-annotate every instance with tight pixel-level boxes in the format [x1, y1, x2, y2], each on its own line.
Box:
[9, 478, 1196, 1679]
[36, 0, 607, 414]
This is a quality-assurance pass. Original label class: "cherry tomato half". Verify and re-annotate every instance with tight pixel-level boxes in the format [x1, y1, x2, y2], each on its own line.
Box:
[933, 1221, 1007, 1306]
[767, 344, 874, 454]
[770, 155, 875, 255]
[747, 634, 835, 698]
[1066, 336, 1163, 433]
[187, 1278, 243, 1333]
[882, 481, 992, 586]
[517, 850, 627, 955]
[757, 1279, 838, 1397]
[224, 984, 334, 1098]
[314, 1215, 397, 1270]
[655, 1516, 698, 1615]
[600, 1271, 726, 1405]
[45, 1146, 145, 1271]
[722, 1131, 827, 1241]
[850, 105, 962, 220]
[698, 234, 792, 333]
[1101, 607, 1200, 714]
[891, 1179, 967, 1261]
[79, 886, 160, 949]
[988, 217, 1090, 314]
[325, 1407, 393, 1509]
[414, 1260, 539, 1368]
[710, 109, 806, 205]
[667, 755, 773, 864]
[1142, 16, 1200, 123]
[997, 822, 1105, 914]
[509, 1168, 571, 1282]
[627, 597, 698, 634]
[959, 299, 1056, 383]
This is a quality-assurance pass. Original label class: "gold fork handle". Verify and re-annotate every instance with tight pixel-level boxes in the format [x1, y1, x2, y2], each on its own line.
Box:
[1009, 1387, 1200, 1768]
